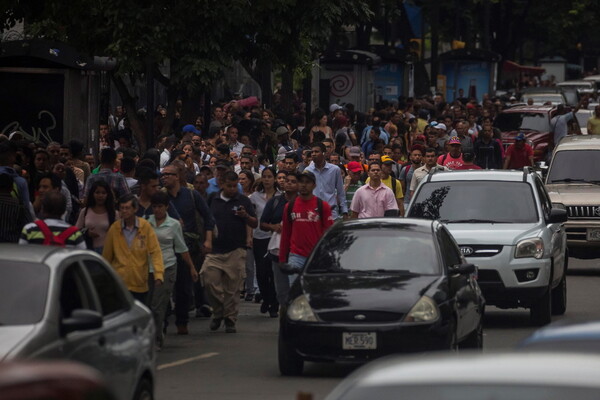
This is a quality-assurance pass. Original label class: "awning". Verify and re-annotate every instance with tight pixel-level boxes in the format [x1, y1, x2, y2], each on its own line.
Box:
[503, 60, 545, 75]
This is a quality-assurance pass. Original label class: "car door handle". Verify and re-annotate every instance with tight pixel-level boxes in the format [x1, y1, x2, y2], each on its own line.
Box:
[98, 336, 106, 347]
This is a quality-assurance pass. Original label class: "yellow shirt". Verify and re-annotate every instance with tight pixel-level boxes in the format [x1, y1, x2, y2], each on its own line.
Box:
[587, 116, 600, 135]
[103, 217, 164, 293]
[366, 176, 404, 199]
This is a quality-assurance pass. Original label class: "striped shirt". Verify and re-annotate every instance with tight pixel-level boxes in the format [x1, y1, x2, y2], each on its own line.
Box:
[19, 218, 87, 249]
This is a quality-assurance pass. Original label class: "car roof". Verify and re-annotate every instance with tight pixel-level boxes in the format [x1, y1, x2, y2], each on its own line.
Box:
[344, 353, 600, 388]
[557, 80, 593, 86]
[556, 135, 600, 150]
[0, 243, 85, 264]
[521, 320, 600, 345]
[332, 218, 435, 233]
[500, 105, 554, 113]
[425, 169, 531, 183]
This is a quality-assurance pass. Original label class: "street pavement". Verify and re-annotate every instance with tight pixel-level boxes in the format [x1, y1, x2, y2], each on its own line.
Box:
[156, 257, 600, 400]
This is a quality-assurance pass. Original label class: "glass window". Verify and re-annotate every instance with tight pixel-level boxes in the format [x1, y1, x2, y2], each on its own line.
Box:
[408, 181, 539, 223]
[0, 261, 50, 325]
[439, 228, 462, 267]
[60, 263, 93, 319]
[83, 260, 129, 316]
[547, 150, 600, 183]
[306, 227, 440, 275]
[494, 112, 551, 132]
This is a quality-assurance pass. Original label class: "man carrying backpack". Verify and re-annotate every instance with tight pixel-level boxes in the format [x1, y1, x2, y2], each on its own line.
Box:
[19, 191, 86, 249]
[279, 171, 334, 275]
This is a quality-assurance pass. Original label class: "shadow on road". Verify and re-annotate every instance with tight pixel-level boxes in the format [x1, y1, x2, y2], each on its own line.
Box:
[483, 309, 532, 329]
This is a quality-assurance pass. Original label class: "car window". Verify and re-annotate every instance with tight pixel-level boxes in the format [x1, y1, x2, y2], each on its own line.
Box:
[408, 181, 539, 223]
[306, 227, 440, 275]
[83, 259, 130, 317]
[438, 228, 462, 267]
[534, 177, 551, 216]
[547, 150, 600, 183]
[0, 261, 50, 325]
[494, 112, 551, 132]
[60, 263, 94, 319]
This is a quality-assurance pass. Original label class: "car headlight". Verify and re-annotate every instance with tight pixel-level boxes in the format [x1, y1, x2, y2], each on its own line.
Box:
[404, 296, 439, 322]
[515, 238, 544, 259]
[287, 294, 317, 322]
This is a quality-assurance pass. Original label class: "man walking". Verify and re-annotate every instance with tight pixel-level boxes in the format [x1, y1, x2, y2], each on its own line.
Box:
[410, 148, 449, 198]
[279, 171, 334, 274]
[103, 194, 164, 303]
[83, 147, 130, 201]
[305, 143, 348, 219]
[201, 171, 257, 333]
[350, 161, 399, 218]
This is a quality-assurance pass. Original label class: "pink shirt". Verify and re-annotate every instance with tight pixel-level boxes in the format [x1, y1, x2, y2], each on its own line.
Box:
[350, 183, 398, 218]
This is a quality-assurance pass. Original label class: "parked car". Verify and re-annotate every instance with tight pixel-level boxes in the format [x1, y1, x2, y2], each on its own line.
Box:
[0, 360, 117, 400]
[278, 218, 485, 376]
[407, 169, 568, 326]
[519, 319, 600, 352]
[545, 135, 600, 258]
[494, 105, 554, 162]
[0, 244, 155, 400]
[323, 352, 600, 400]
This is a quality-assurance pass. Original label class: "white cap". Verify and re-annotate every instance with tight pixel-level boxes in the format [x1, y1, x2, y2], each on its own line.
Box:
[329, 103, 343, 113]
[436, 123, 447, 131]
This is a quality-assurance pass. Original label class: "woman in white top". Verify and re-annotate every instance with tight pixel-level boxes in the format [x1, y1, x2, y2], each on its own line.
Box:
[249, 166, 280, 317]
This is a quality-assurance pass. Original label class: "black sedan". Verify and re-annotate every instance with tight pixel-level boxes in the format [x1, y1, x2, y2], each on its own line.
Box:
[278, 218, 485, 376]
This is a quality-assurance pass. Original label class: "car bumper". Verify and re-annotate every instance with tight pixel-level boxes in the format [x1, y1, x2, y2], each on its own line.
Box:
[467, 247, 551, 308]
[280, 318, 451, 363]
[565, 220, 600, 248]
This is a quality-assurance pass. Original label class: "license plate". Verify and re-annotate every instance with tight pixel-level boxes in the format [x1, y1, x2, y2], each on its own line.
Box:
[342, 332, 377, 350]
[587, 228, 600, 241]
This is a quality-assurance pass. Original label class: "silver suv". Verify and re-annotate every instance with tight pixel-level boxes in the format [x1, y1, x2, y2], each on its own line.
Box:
[407, 169, 568, 326]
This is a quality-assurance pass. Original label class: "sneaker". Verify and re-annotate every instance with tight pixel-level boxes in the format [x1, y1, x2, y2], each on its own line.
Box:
[260, 302, 269, 314]
[224, 318, 236, 333]
[196, 304, 213, 318]
[210, 318, 222, 331]
[268, 305, 279, 318]
[245, 292, 255, 302]
[176, 325, 189, 335]
[254, 293, 262, 304]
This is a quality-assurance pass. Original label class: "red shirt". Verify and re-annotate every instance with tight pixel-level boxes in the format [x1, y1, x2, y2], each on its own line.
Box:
[279, 196, 334, 261]
[506, 143, 533, 169]
[437, 153, 465, 170]
[453, 163, 482, 170]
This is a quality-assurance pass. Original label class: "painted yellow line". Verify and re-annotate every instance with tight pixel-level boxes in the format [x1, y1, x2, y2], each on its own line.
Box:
[157, 352, 219, 370]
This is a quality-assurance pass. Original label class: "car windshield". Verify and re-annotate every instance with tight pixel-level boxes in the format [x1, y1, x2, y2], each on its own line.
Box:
[306, 228, 439, 275]
[547, 150, 600, 183]
[0, 261, 50, 325]
[340, 384, 598, 400]
[408, 181, 539, 223]
[494, 112, 551, 132]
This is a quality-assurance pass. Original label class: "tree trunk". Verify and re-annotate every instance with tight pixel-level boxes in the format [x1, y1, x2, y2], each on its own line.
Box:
[280, 65, 294, 119]
[111, 73, 147, 151]
[181, 91, 204, 128]
[161, 85, 179, 136]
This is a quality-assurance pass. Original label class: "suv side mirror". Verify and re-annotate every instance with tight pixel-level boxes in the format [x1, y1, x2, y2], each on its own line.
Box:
[547, 207, 568, 224]
[449, 263, 476, 275]
[61, 309, 103, 336]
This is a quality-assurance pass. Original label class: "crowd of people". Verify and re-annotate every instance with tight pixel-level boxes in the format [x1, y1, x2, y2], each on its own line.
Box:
[1, 91, 577, 348]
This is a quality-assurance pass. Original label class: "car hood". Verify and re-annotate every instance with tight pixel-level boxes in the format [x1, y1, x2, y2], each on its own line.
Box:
[445, 223, 543, 246]
[301, 274, 440, 313]
[546, 183, 600, 205]
[0, 325, 37, 360]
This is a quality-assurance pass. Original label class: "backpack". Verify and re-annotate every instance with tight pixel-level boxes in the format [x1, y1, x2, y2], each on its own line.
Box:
[287, 197, 324, 226]
[34, 220, 80, 247]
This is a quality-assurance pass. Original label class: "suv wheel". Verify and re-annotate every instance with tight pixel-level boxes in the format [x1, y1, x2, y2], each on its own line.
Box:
[551, 274, 567, 315]
[530, 286, 552, 326]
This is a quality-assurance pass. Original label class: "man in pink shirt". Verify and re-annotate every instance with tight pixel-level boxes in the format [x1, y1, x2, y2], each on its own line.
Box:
[350, 161, 399, 218]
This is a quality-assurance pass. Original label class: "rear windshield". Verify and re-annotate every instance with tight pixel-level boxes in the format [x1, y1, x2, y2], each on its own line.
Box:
[408, 181, 539, 223]
[0, 261, 50, 325]
[494, 112, 551, 132]
[306, 228, 439, 275]
[547, 150, 600, 183]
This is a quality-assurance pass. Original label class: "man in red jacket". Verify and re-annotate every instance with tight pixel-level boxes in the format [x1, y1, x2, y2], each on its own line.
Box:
[279, 170, 334, 274]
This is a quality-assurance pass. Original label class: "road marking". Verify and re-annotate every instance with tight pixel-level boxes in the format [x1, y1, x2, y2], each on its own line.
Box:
[157, 352, 219, 370]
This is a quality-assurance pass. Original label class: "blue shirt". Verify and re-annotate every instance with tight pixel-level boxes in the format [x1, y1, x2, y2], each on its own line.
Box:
[167, 186, 215, 234]
[206, 177, 244, 196]
[305, 162, 348, 218]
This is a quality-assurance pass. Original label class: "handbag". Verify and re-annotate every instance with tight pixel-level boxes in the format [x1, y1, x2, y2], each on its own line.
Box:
[267, 232, 281, 256]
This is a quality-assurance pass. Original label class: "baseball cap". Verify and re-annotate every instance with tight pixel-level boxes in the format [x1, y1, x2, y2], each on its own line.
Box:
[347, 161, 363, 173]
[329, 103, 343, 113]
[436, 123, 447, 131]
[298, 170, 317, 183]
[429, 121, 439, 127]
[448, 136, 461, 145]
[276, 126, 289, 136]
[276, 146, 288, 161]
[509, 96, 517, 101]
[349, 146, 361, 157]
[516, 132, 526, 141]
[381, 155, 395, 164]
[182, 124, 201, 134]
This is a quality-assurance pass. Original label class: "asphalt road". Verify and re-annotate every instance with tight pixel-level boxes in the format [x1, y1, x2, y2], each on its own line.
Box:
[155, 257, 600, 400]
